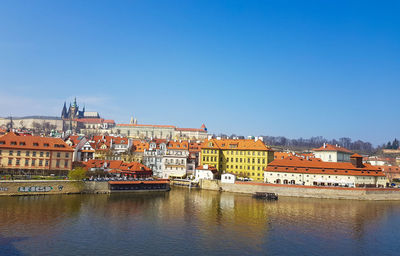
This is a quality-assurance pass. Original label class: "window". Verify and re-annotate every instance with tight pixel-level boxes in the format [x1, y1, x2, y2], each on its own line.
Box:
[19, 142, 25, 146]
[33, 143, 39, 146]
[66, 153, 69, 158]
[44, 143, 49, 147]
[17, 151, 21, 156]
[26, 151, 30, 156]
[40, 152, 44, 157]
[32, 159, 36, 166]
[56, 160, 60, 167]
[16, 159, 20, 165]
[8, 158, 12, 165]
[46, 152, 50, 157]
[11, 141, 17, 145]
[39, 160, 43, 166]
[32, 152, 36, 157]
[57, 152, 61, 158]
[25, 159, 29, 166]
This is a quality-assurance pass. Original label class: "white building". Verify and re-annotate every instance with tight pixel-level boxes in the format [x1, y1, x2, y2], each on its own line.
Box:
[143, 140, 167, 177]
[195, 165, 218, 181]
[312, 143, 353, 162]
[265, 154, 387, 188]
[221, 173, 236, 184]
[144, 140, 190, 179]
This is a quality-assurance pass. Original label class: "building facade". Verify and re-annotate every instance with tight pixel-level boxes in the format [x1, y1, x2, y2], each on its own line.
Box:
[313, 143, 353, 162]
[114, 123, 207, 140]
[0, 132, 73, 176]
[200, 138, 274, 182]
[143, 140, 190, 179]
[264, 154, 387, 187]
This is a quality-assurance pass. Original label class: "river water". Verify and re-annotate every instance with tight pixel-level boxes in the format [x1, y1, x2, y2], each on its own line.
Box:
[1, 187, 400, 256]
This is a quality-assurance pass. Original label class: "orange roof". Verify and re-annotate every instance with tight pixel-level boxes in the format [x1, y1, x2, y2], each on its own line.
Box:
[167, 141, 189, 150]
[201, 139, 271, 151]
[266, 156, 385, 177]
[0, 132, 73, 152]
[313, 144, 353, 154]
[274, 152, 293, 160]
[351, 153, 363, 158]
[375, 165, 400, 173]
[83, 159, 151, 172]
[176, 128, 205, 132]
[75, 118, 115, 124]
[131, 140, 149, 152]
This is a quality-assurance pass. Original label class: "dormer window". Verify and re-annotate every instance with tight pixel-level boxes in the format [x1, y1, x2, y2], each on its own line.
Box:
[11, 141, 17, 145]
[19, 142, 25, 146]
[44, 143, 49, 147]
[33, 143, 39, 146]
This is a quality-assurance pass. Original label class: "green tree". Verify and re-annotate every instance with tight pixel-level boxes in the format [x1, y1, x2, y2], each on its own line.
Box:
[68, 167, 88, 180]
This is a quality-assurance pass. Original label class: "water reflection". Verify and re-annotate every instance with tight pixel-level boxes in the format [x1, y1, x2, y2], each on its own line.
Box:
[0, 188, 400, 256]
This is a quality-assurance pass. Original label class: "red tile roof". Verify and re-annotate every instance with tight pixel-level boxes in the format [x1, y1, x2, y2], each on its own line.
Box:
[167, 141, 189, 150]
[201, 139, 271, 151]
[313, 144, 353, 154]
[0, 132, 73, 152]
[75, 118, 115, 124]
[266, 156, 385, 177]
[83, 159, 151, 173]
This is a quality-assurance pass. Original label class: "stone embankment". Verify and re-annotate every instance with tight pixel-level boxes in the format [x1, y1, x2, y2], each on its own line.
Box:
[0, 180, 109, 196]
[199, 180, 400, 200]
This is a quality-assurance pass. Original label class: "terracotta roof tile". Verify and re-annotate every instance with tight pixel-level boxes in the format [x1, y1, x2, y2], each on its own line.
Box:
[0, 132, 73, 152]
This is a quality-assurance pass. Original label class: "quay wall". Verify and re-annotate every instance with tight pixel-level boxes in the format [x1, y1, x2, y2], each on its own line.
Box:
[0, 180, 85, 196]
[199, 180, 400, 200]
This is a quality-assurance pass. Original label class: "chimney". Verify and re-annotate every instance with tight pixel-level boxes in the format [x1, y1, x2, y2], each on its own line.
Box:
[350, 154, 364, 168]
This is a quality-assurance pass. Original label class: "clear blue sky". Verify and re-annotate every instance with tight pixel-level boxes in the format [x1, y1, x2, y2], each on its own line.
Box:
[0, 0, 399, 145]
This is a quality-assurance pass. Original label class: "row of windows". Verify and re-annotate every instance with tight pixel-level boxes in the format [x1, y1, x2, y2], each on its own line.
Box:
[202, 156, 266, 164]
[226, 165, 265, 171]
[1, 150, 69, 158]
[202, 150, 266, 156]
[6, 158, 69, 167]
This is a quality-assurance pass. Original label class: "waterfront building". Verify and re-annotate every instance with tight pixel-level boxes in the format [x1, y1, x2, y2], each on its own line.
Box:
[194, 165, 217, 181]
[0, 132, 73, 176]
[221, 173, 236, 183]
[114, 123, 207, 140]
[143, 140, 190, 178]
[143, 140, 167, 177]
[187, 141, 202, 176]
[163, 140, 189, 179]
[200, 138, 274, 182]
[264, 154, 387, 187]
[378, 165, 400, 183]
[83, 159, 152, 179]
[312, 143, 353, 162]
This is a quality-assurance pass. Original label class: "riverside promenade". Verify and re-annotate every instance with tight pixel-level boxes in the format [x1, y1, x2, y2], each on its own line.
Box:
[0, 179, 169, 196]
[200, 180, 400, 200]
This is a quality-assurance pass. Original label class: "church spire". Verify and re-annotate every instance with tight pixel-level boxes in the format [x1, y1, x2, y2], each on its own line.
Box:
[61, 102, 67, 118]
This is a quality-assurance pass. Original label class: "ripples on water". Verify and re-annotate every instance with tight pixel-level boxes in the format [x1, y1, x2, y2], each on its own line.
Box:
[1, 187, 400, 256]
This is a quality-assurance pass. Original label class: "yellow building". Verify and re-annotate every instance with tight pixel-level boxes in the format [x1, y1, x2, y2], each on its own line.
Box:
[200, 139, 274, 181]
[0, 132, 73, 176]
